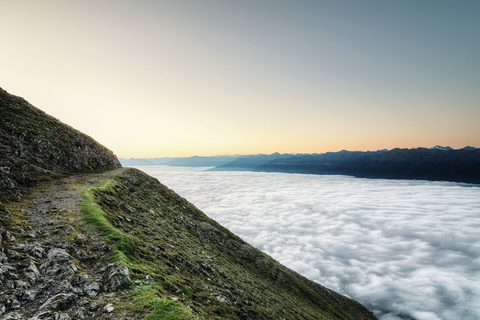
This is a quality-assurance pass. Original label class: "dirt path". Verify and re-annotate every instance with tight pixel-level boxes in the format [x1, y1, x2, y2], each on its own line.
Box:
[25, 172, 114, 247]
[0, 169, 129, 319]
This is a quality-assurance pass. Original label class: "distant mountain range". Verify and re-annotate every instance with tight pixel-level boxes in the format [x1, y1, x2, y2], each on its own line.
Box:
[120, 155, 237, 167]
[120, 146, 480, 184]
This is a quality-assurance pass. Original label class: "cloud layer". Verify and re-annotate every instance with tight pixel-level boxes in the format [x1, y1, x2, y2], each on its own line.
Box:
[139, 166, 480, 320]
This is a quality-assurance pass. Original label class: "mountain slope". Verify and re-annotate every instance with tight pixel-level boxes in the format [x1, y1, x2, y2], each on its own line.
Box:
[0, 88, 121, 201]
[81, 167, 375, 319]
[0, 88, 376, 319]
[255, 148, 480, 184]
[209, 153, 292, 171]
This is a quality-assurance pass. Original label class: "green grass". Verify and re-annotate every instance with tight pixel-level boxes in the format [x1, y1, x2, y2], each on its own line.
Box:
[79, 168, 375, 320]
[125, 283, 197, 320]
[81, 179, 137, 257]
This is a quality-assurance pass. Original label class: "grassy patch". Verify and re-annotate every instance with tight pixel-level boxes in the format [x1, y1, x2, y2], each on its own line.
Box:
[81, 179, 137, 257]
[79, 168, 375, 320]
[124, 283, 197, 320]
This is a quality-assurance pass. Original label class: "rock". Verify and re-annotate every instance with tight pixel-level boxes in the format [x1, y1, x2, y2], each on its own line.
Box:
[0, 251, 7, 263]
[71, 287, 82, 295]
[75, 234, 87, 242]
[74, 274, 89, 285]
[88, 302, 98, 311]
[54, 314, 70, 320]
[1, 313, 23, 320]
[145, 274, 154, 284]
[104, 303, 114, 313]
[47, 248, 71, 261]
[71, 307, 87, 319]
[83, 281, 100, 297]
[74, 249, 88, 261]
[6, 272, 19, 280]
[29, 311, 54, 320]
[18, 289, 38, 302]
[39, 293, 78, 311]
[0, 304, 5, 315]
[38, 279, 72, 296]
[7, 250, 18, 258]
[24, 244, 45, 258]
[14, 280, 29, 289]
[63, 226, 75, 234]
[102, 264, 131, 291]
[11, 299, 21, 310]
[40, 255, 77, 278]
[24, 260, 40, 283]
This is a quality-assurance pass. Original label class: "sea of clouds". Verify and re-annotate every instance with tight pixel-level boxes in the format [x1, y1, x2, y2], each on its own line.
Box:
[137, 166, 480, 320]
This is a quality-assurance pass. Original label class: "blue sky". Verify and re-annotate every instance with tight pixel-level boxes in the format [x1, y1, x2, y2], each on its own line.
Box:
[1, 0, 479, 157]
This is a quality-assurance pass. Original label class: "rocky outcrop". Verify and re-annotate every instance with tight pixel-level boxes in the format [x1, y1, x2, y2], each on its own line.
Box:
[0, 87, 121, 201]
[0, 174, 138, 320]
[0, 240, 131, 319]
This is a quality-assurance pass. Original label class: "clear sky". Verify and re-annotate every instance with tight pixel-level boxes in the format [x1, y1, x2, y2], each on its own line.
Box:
[1, 0, 479, 158]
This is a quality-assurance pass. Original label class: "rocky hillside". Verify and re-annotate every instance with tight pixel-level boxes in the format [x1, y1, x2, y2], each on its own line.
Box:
[0, 87, 121, 201]
[0, 88, 376, 319]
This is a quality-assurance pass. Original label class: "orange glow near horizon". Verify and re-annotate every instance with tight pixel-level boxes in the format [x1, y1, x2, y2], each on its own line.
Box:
[1, 1, 479, 159]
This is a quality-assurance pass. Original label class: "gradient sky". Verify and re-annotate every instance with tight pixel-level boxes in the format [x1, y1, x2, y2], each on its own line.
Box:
[1, 0, 479, 158]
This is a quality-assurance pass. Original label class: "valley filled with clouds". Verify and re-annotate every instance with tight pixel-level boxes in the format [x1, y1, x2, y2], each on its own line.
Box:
[139, 166, 480, 320]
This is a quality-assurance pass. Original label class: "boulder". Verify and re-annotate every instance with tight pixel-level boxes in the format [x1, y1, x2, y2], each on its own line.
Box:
[83, 281, 100, 297]
[102, 264, 131, 291]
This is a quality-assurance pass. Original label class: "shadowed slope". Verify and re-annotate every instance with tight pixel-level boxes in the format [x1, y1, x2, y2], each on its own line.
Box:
[0, 88, 121, 201]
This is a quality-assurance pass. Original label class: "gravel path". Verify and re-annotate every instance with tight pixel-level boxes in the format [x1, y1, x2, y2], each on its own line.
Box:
[0, 169, 129, 319]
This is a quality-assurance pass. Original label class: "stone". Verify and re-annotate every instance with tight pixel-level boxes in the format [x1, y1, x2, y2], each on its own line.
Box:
[14, 280, 29, 289]
[74, 274, 89, 285]
[8, 250, 18, 258]
[2, 313, 23, 320]
[11, 299, 21, 310]
[63, 226, 75, 234]
[6, 273, 19, 281]
[75, 249, 88, 261]
[18, 289, 37, 301]
[24, 260, 40, 283]
[71, 287, 82, 295]
[75, 234, 87, 241]
[54, 313, 71, 320]
[29, 311, 54, 320]
[71, 308, 87, 319]
[24, 245, 45, 258]
[83, 281, 100, 297]
[104, 304, 114, 313]
[145, 274, 154, 283]
[0, 251, 7, 263]
[39, 293, 78, 311]
[103, 264, 131, 291]
[47, 248, 71, 261]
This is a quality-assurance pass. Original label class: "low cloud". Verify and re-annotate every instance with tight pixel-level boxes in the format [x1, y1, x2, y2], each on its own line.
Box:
[140, 166, 480, 320]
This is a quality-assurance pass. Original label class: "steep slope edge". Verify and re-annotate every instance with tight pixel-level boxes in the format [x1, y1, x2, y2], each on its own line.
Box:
[0, 87, 121, 201]
[81, 167, 376, 319]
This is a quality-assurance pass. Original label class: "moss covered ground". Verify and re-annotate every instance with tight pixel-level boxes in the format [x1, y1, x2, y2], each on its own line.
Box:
[81, 168, 375, 319]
